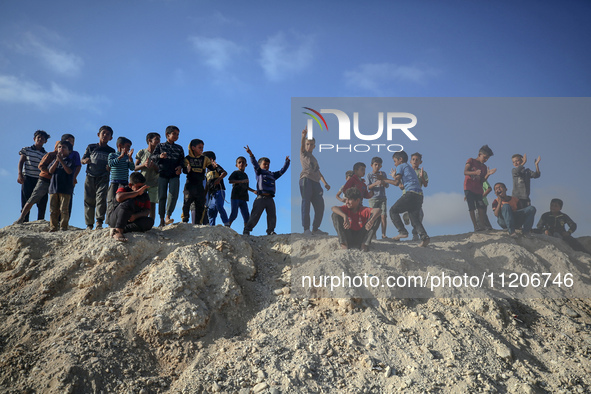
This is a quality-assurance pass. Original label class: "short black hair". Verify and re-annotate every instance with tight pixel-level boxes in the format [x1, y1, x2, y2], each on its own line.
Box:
[146, 132, 160, 143]
[392, 151, 408, 162]
[479, 144, 494, 157]
[165, 125, 179, 136]
[494, 182, 506, 190]
[236, 156, 247, 163]
[345, 170, 354, 178]
[550, 198, 563, 208]
[130, 172, 146, 185]
[371, 157, 382, 165]
[204, 151, 216, 161]
[61, 133, 75, 142]
[34, 130, 50, 141]
[258, 157, 270, 165]
[411, 152, 422, 160]
[99, 125, 113, 137]
[190, 138, 204, 147]
[58, 140, 73, 152]
[511, 153, 523, 160]
[344, 187, 362, 200]
[353, 162, 366, 172]
[116, 137, 132, 148]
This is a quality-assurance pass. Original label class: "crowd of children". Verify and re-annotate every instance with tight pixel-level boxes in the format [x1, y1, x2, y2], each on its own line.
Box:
[14, 127, 588, 254]
[14, 126, 291, 241]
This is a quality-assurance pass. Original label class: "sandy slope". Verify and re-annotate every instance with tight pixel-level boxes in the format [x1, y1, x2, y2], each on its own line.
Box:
[1, 222, 591, 393]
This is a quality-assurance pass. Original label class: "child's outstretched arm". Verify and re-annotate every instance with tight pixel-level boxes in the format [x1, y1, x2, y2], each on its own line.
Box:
[300, 129, 308, 154]
[534, 156, 541, 176]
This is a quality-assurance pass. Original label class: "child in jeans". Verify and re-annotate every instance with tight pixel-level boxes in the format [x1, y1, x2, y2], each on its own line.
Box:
[511, 153, 541, 209]
[204, 151, 229, 226]
[228, 156, 255, 228]
[48, 141, 74, 231]
[243, 145, 290, 235]
[107, 137, 135, 224]
[182, 139, 217, 224]
[17, 130, 51, 222]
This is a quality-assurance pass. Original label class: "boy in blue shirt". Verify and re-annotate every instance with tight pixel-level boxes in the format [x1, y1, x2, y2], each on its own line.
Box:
[242, 145, 290, 235]
[381, 151, 430, 247]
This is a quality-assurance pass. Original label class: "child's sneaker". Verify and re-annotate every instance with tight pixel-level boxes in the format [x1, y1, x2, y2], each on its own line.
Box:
[303, 229, 313, 236]
[243, 229, 250, 235]
[312, 229, 328, 236]
[95, 222, 103, 230]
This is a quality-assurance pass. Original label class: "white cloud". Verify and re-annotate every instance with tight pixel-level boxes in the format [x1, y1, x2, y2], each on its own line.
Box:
[259, 32, 314, 82]
[15, 32, 83, 76]
[0, 168, 10, 177]
[344, 63, 437, 94]
[189, 36, 243, 70]
[0, 74, 106, 111]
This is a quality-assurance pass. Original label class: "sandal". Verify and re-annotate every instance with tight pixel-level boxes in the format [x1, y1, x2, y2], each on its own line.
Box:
[112, 230, 128, 242]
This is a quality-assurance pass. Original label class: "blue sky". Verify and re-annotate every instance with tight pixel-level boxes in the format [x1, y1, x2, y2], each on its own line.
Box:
[1, 1, 590, 236]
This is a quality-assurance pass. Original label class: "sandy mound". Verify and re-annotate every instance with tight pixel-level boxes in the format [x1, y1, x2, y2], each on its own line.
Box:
[1, 222, 591, 393]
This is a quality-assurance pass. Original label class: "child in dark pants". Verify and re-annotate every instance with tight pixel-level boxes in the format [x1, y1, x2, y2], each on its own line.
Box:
[381, 151, 430, 247]
[228, 156, 255, 228]
[331, 187, 381, 251]
[182, 139, 216, 224]
[108, 172, 154, 241]
[536, 198, 589, 254]
[243, 145, 290, 235]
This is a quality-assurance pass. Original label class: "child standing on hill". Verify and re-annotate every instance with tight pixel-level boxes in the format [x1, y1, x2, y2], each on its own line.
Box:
[135, 132, 161, 219]
[204, 151, 229, 226]
[366, 157, 389, 239]
[17, 130, 50, 222]
[300, 129, 331, 236]
[511, 153, 541, 209]
[107, 137, 135, 223]
[464, 144, 496, 232]
[381, 151, 430, 247]
[228, 156, 255, 228]
[336, 171, 354, 203]
[151, 126, 184, 227]
[341, 162, 373, 203]
[402, 152, 429, 240]
[48, 141, 74, 232]
[182, 139, 216, 224]
[243, 145, 290, 235]
[82, 126, 115, 230]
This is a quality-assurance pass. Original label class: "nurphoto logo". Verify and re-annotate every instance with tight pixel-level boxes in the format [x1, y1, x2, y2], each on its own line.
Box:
[302, 107, 418, 153]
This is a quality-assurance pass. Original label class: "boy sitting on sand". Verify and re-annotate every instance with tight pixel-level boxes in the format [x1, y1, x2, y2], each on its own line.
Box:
[108, 172, 154, 241]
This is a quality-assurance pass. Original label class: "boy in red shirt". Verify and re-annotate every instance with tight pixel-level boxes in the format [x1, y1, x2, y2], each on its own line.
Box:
[464, 145, 496, 231]
[331, 187, 380, 252]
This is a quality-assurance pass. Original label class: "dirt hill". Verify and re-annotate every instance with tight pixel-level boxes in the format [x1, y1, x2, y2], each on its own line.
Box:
[1, 222, 591, 393]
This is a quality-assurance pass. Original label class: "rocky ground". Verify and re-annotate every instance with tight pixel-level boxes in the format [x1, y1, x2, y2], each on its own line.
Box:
[1, 222, 591, 393]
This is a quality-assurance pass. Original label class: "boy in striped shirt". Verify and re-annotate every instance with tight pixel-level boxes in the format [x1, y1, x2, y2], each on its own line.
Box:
[106, 137, 135, 224]
[18, 130, 51, 222]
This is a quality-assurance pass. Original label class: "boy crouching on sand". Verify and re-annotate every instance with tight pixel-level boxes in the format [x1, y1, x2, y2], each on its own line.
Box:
[332, 187, 381, 252]
[108, 172, 154, 241]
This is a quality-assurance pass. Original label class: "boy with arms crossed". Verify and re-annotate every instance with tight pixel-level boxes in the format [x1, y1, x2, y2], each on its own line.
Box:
[48, 141, 74, 232]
